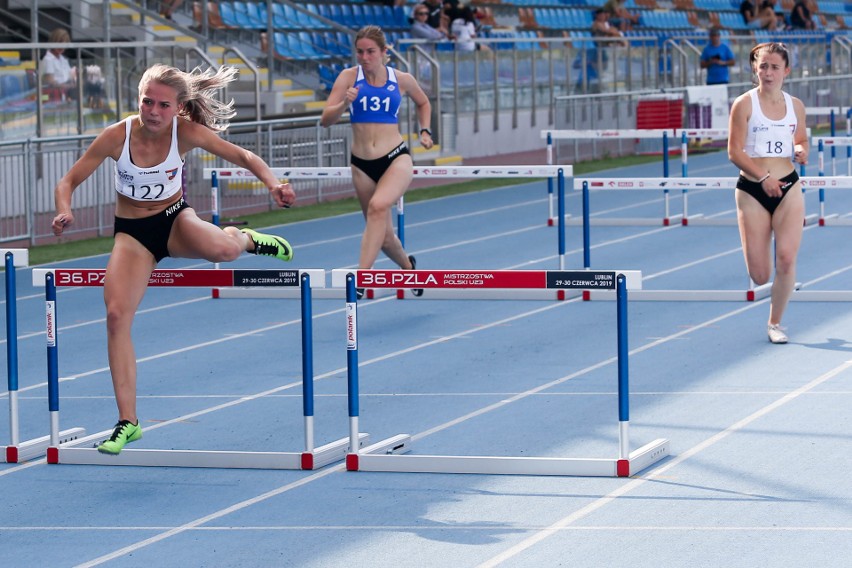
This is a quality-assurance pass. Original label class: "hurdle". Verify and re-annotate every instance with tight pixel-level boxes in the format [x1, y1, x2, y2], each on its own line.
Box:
[573, 176, 852, 302]
[574, 175, 852, 231]
[205, 166, 573, 299]
[543, 129, 681, 226]
[809, 107, 851, 177]
[329, 267, 644, 301]
[338, 268, 670, 477]
[813, 138, 852, 226]
[33, 267, 369, 469]
[3, 251, 85, 463]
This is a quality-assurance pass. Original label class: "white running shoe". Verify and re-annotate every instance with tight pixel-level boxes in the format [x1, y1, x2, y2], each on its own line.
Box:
[767, 324, 788, 344]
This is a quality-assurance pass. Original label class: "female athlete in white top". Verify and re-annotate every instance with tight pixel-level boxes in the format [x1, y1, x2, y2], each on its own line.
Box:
[728, 43, 808, 344]
[51, 64, 296, 454]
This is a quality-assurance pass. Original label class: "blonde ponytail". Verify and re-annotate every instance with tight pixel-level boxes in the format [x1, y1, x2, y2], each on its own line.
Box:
[138, 64, 238, 131]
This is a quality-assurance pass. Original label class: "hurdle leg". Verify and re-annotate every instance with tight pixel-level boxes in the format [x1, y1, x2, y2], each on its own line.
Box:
[345, 270, 669, 477]
[3, 252, 88, 463]
[343, 274, 412, 471]
[296, 272, 372, 469]
[39, 267, 376, 470]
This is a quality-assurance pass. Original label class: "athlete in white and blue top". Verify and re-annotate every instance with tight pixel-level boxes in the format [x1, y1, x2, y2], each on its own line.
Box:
[51, 64, 296, 455]
[321, 25, 433, 285]
[728, 42, 808, 344]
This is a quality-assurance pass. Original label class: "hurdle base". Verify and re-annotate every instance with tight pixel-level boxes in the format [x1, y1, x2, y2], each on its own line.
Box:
[214, 287, 344, 300]
[212, 288, 397, 300]
[348, 438, 670, 477]
[3, 427, 86, 463]
[818, 215, 852, 227]
[394, 289, 580, 301]
[583, 288, 772, 302]
[681, 214, 738, 226]
[47, 433, 370, 470]
[790, 290, 852, 302]
[346, 434, 413, 471]
[564, 218, 670, 227]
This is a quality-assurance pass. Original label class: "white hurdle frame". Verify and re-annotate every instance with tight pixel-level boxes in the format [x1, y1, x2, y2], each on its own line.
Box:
[575, 176, 852, 302]
[543, 129, 680, 226]
[542, 128, 819, 228]
[3, 250, 85, 463]
[335, 268, 669, 477]
[813, 137, 852, 226]
[204, 165, 574, 299]
[33, 267, 368, 469]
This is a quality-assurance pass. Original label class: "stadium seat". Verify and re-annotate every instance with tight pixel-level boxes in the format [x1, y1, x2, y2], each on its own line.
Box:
[217, 2, 240, 28]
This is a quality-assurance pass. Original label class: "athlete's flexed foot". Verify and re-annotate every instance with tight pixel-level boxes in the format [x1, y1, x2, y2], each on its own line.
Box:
[242, 228, 293, 261]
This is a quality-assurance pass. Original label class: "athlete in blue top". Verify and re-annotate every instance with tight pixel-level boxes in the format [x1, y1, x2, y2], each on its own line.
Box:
[321, 26, 433, 295]
[728, 43, 808, 344]
[699, 28, 735, 85]
[52, 64, 296, 454]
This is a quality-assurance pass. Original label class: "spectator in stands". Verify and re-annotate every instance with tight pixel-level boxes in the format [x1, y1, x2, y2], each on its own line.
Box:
[602, 0, 639, 31]
[728, 42, 808, 344]
[699, 28, 735, 85]
[411, 3, 449, 41]
[83, 64, 106, 109]
[367, 0, 406, 6]
[591, 9, 627, 47]
[41, 27, 76, 102]
[758, 0, 780, 30]
[51, 64, 296, 454]
[790, 0, 815, 30]
[320, 26, 433, 298]
[739, 0, 775, 30]
[423, 0, 448, 31]
[160, 0, 183, 20]
[448, 5, 490, 53]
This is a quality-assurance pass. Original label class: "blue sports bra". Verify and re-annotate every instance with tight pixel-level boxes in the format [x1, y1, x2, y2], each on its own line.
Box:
[349, 65, 401, 125]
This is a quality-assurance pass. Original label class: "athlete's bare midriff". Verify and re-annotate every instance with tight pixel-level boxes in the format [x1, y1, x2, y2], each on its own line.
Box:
[350, 122, 405, 160]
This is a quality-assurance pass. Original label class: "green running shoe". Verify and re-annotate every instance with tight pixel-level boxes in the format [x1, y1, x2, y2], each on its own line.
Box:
[242, 228, 293, 261]
[97, 420, 142, 455]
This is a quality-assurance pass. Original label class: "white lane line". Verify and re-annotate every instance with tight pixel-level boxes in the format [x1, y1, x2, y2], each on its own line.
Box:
[21, 389, 849, 400]
[477, 358, 852, 568]
[45, 297, 774, 563]
[1, 525, 849, 532]
[0, 296, 211, 344]
[72, 466, 344, 568]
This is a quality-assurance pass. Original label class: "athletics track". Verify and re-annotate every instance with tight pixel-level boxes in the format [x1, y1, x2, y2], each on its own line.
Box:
[2, 149, 852, 567]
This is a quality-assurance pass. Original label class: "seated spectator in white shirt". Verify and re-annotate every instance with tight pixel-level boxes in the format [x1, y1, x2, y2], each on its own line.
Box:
[41, 27, 77, 101]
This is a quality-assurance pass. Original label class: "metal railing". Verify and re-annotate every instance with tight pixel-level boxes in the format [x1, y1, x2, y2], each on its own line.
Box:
[0, 115, 355, 245]
[551, 73, 852, 165]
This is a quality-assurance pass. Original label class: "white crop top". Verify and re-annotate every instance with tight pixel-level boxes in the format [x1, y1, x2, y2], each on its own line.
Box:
[743, 89, 797, 159]
[114, 116, 184, 201]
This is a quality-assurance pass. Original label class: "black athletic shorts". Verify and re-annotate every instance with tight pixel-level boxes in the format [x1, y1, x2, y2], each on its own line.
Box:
[113, 197, 189, 262]
[350, 142, 410, 184]
[736, 170, 799, 215]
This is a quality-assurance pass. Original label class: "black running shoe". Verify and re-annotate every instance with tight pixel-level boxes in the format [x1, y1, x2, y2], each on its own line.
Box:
[409, 255, 423, 297]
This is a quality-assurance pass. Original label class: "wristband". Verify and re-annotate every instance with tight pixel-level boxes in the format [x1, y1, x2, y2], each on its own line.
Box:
[420, 128, 432, 136]
[757, 173, 770, 184]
